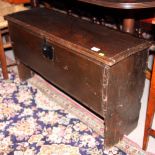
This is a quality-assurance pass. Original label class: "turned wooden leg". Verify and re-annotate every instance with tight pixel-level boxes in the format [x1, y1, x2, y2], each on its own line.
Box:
[16, 59, 33, 81]
[143, 57, 155, 150]
[0, 31, 8, 79]
[123, 18, 135, 34]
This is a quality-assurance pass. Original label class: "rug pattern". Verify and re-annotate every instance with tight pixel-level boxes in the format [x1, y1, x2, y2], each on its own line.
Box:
[0, 71, 152, 155]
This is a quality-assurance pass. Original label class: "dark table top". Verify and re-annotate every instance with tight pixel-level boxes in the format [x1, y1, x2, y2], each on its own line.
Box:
[78, 0, 155, 9]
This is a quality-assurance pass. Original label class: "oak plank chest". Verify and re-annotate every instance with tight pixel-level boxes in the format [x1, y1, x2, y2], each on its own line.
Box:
[5, 8, 151, 148]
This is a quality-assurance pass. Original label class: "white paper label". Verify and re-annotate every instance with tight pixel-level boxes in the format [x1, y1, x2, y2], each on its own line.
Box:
[91, 47, 100, 52]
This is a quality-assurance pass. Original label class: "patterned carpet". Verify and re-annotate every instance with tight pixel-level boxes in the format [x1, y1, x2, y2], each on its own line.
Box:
[0, 70, 152, 155]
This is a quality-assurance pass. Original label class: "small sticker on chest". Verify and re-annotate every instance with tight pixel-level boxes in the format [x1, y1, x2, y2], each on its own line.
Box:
[91, 47, 105, 57]
[91, 47, 101, 52]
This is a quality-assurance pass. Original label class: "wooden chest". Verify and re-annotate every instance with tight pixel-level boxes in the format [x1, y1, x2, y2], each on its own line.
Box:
[6, 8, 151, 148]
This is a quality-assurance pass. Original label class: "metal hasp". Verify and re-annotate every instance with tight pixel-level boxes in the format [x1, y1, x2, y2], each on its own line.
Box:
[42, 38, 54, 60]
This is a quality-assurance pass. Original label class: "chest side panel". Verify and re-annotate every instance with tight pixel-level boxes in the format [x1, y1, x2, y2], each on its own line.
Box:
[104, 50, 147, 147]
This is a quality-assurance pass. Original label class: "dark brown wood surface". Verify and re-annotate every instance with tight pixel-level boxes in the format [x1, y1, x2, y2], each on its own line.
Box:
[30, 0, 155, 9]
[78, 0, 155, 9]
[16, 58, 34, 81]
[9, 23, 104, 116]
[105, 50, 147, 146]
[6, 8, 150, 148]
[8, 22, 148, 147]
[5, 8, 151, 66]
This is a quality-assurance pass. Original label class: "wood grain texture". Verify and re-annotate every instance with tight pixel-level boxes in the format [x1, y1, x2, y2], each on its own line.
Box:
[9, 23, 104, 116]
[16, 58, 33, 81]
[5, 8, 151, 66]
[106, 51, 147, 147]
[6, 8, 150, 148]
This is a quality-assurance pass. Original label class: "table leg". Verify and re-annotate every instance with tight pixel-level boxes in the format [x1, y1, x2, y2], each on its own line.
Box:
[123, 18, 135, 34]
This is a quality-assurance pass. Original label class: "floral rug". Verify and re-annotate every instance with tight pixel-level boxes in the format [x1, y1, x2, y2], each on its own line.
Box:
[0, 70, 153, 155]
